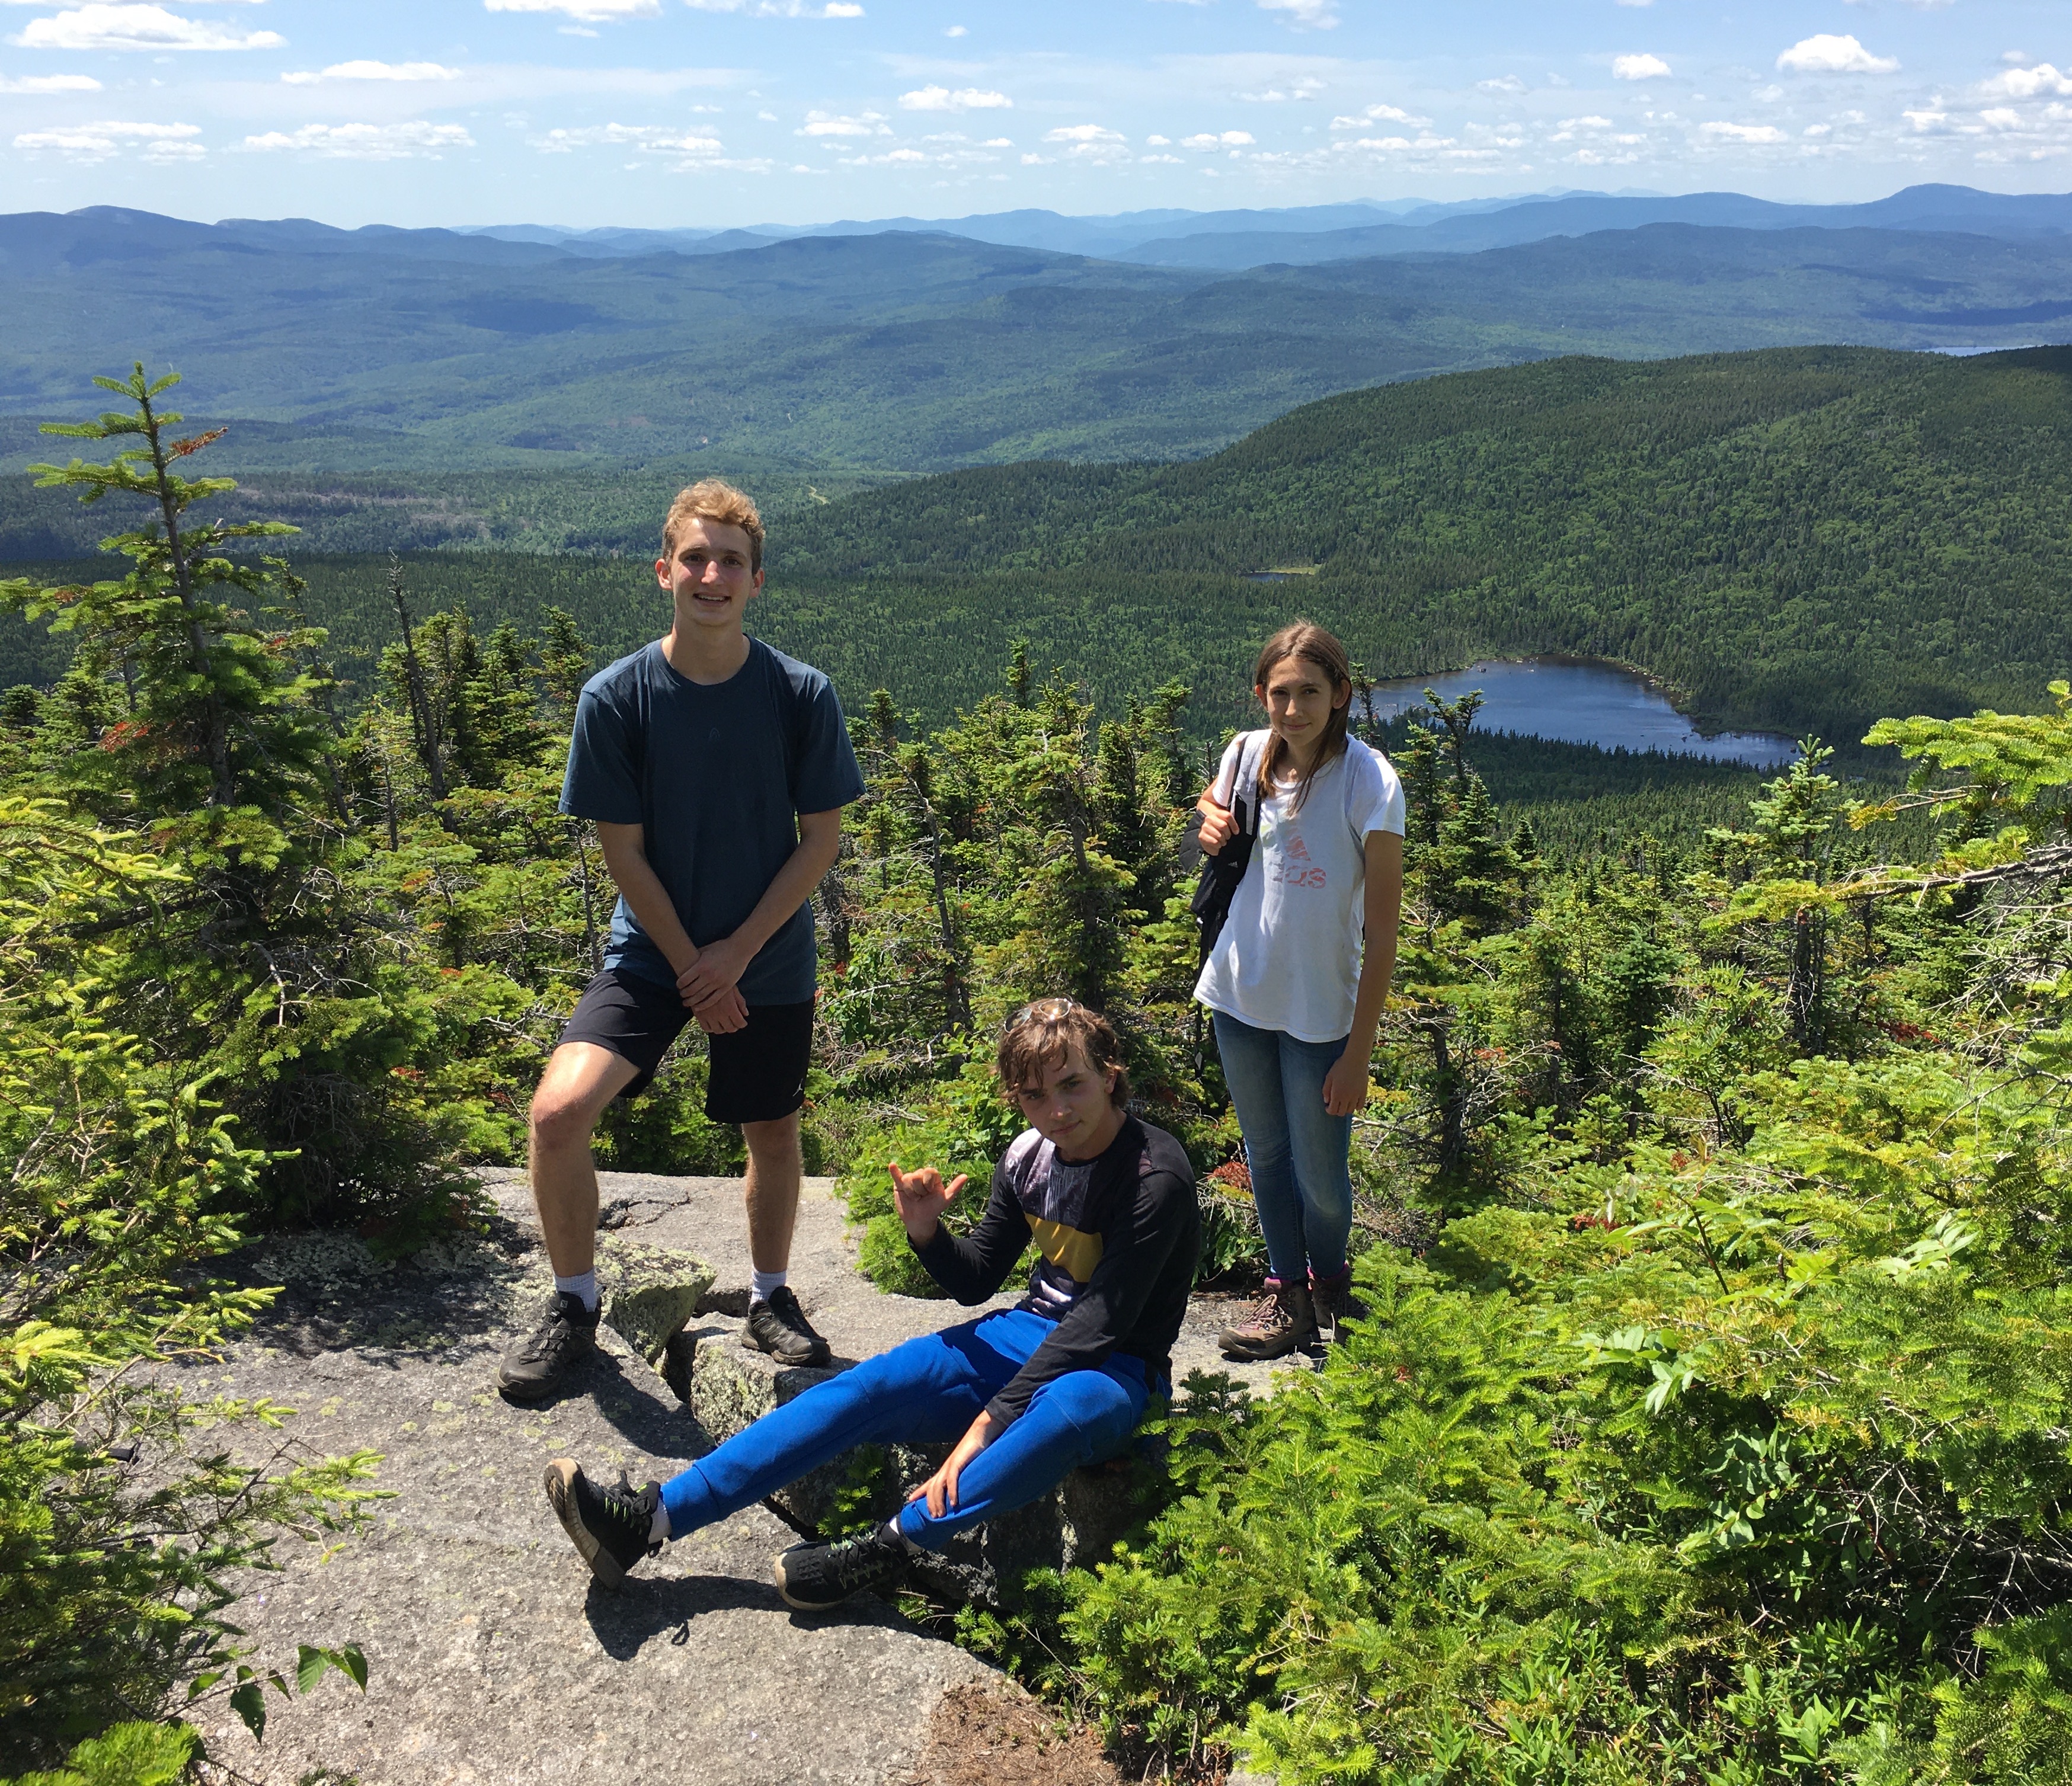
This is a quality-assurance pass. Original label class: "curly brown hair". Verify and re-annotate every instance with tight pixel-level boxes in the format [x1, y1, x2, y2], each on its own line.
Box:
[996, 998, 1131, 1109]
[661, 479, 765, 574]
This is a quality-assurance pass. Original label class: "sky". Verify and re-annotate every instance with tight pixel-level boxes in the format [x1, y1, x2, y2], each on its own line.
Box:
[0, 1, 2065, 229]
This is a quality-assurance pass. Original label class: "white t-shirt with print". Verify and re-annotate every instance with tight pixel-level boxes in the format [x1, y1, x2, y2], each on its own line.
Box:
[1192, 733, 1406, 1045]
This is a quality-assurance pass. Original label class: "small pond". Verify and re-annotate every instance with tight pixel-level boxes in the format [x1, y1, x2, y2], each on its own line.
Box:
[1365, 658, 1799, 768]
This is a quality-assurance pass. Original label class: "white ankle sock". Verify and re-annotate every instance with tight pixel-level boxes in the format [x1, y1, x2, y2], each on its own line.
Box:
[554, 1270, 599, 1313]
[650, 1500, 672, 1545]
[881, 1516, 920, 1554]
[751, 1268, 786, 1305]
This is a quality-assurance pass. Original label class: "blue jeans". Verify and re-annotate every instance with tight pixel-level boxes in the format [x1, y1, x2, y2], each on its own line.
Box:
[658, 1308, 1153, 1552]
[1211, 1008, 1354, 1284]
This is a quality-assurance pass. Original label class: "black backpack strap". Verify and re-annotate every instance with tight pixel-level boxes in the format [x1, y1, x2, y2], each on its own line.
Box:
[1232, 730, 1265, 835]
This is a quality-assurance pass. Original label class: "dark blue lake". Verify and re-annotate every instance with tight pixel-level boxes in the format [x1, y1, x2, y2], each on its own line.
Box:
[1367, 658, 1799, 768]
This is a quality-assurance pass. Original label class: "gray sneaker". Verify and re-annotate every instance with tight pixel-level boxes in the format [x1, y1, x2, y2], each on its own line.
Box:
[774, 1525, 907, 1611]
[744, 1286, 832, 1366]
[543, 1459, 661, 1589]
[497, 1291, 599, 1402]
[1217, 1279, 1319, 1361]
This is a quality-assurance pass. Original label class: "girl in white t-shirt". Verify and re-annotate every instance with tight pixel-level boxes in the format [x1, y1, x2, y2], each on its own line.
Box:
[1194, 622, 1405, 1357]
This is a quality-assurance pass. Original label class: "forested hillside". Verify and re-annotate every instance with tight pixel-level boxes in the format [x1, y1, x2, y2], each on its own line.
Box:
[781, 344, 2072, 742]
[5, 344, 2063, 753]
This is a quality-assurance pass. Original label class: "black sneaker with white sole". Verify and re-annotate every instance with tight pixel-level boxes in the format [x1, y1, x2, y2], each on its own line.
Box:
[543, 1459, 661, 1589]
[497, 1290, 599, 1402]
[744, 1285, 832, 1366]
[773, 1525, 908, 1612]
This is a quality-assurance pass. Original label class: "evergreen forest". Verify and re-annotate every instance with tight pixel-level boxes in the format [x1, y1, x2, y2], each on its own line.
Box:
[7, 357, 2072, 1785]
[7, 342, 2058, 756]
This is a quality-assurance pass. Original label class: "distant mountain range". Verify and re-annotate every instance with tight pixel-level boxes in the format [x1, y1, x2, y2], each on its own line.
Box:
[453, 183, 2072, 270]
[1, 185, 2070, 485]
[2, 184, 2059, 283]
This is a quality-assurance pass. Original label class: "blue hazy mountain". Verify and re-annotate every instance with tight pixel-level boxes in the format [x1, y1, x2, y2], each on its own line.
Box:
[2, 202, 2070, 473]
[456, 184, 2068, 268]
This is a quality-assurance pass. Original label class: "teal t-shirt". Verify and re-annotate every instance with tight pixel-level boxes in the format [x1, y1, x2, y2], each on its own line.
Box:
[558, 638, 864, 1004]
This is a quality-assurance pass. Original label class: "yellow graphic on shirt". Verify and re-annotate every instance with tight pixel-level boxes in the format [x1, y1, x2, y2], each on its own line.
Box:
[1025, 1214, 1104, 1284]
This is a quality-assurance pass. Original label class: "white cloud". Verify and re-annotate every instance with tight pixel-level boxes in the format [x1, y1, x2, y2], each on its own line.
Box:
[944, 22, 965, 35]
[1043, 120, 1127, 160]
[798, 108, 886, 136]
[1146, 133, 1169, 145]
[1333, 131, 1461, 156]
[0, 70, 100, 90]
[1614, 0, 1652, 7]
[533, 121, 722, 154]
[14, 116, 200, 160]
[898, 84, 1009, 110]
[1982, 63, 2072, 100]
[1477, 75, 1527, 94]
[682, 0, 862, 14]
[1257, 0, 1336, 30]
[1330, 101, 1427, 129]
[1613, 53, 1671, 81]
[1180, 129, 1253, 149]
[1239, 74, 1324, 100]
[1700, 120, 1789, 143]
[484, 0, 661, 18]
[1776, 34, 1898, 76]
[10, 5, 284, 52]
[282, 60, 461, 85]
[241, 120, 475, 159]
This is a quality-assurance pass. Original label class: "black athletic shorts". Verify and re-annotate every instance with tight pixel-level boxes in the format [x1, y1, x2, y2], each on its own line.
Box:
[557, 967, 814, 1125]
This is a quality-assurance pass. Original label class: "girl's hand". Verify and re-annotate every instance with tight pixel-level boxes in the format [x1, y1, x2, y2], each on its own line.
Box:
[907, 1413, 994, 1518]
[1322, 1049, 1373, 1118]
[889, 1161, 967, 1245]
[1196, 798, 1236, 856]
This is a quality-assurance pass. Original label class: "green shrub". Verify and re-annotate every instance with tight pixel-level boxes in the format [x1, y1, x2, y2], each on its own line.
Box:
[0, 801, 378, 1769]
[839, 1060, 1028, 1297]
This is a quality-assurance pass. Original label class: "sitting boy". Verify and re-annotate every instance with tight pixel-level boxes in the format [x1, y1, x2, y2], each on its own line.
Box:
[543, 998, 1201, 1610]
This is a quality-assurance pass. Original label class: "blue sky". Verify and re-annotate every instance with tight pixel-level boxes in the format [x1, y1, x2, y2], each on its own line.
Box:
[1, 1, 2065, 228]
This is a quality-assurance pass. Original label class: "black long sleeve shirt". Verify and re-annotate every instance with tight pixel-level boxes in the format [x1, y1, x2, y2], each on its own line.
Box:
[912, 1115, 1200, 1430]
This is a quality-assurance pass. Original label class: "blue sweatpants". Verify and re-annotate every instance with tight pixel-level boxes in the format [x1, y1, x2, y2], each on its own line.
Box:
[658, 1308, 1154, 1551]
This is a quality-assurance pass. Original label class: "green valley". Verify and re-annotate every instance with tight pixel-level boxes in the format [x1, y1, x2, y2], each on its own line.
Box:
[8, 343, 2054, 754]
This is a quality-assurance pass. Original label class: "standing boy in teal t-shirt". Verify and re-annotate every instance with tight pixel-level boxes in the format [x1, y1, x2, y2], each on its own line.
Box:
[496, 480, 865, 1403]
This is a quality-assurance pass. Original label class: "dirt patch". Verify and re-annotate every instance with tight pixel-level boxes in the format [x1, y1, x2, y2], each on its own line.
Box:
[896, 1682, 1123, 1786]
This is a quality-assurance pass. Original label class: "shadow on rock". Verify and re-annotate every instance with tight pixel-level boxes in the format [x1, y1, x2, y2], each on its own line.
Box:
[582, 1570, 786, 1659]
[568, 1350, 717, 1461]
[232, 1214, 539, 1359]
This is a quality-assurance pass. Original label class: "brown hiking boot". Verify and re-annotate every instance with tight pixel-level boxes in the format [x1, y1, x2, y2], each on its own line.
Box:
[1217, 1278, 1319, 1361]
[1309, 1268, 1363, 1345]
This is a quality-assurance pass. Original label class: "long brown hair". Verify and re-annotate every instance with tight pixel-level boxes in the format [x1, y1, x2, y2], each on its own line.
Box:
[1252, 620, 1352, 814]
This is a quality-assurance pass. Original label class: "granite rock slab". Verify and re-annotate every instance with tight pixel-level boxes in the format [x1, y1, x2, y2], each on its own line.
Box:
[178, 1169, 1301, 1782]
[181, 1208, 989, 1785]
